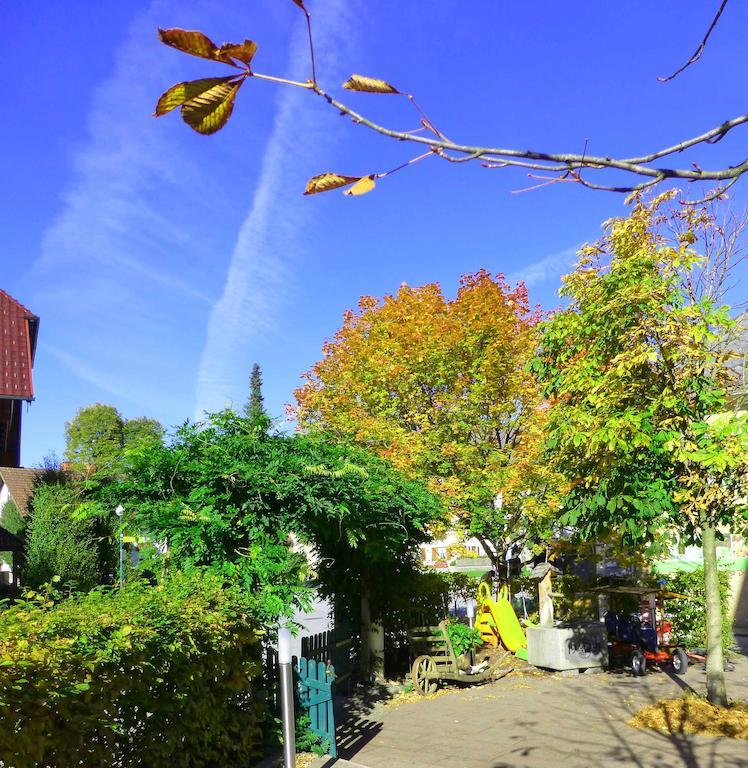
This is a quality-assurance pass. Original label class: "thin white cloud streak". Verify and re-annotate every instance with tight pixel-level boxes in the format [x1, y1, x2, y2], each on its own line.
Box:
[194, 0, 356, 417]
[507, 245, 579, 288]
[43, 344, 143, 406]
[27, 0, 239, 417]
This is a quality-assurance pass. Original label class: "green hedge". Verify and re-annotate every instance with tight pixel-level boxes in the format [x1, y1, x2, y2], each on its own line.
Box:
[0, 571, 265, 768]
[661, 568, 733, 653]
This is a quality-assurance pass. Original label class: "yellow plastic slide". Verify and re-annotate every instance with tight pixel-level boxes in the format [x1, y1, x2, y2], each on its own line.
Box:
[475, 583, 527, 654]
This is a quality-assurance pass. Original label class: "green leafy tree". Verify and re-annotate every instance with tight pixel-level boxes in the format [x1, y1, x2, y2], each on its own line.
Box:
[532, 192, 748, 705]
[122, 417, 164, 450]
[114, 410, 444, 627]
[245, 363, 266, 420]
[0, 499, 25, 537]
[65, 404, 125, 475]
[65, 405, 163, 479]
[24, 483, 111, 591]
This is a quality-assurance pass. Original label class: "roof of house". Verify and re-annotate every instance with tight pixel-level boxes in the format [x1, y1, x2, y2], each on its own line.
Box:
[0, 466, 40, 516]
[0, 289, 39, 401]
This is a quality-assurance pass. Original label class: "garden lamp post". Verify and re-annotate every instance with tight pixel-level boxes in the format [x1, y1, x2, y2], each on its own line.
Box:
[466, 600, 476, 666]
[278, 627, 296, 768]
[115, 505, 124, 589]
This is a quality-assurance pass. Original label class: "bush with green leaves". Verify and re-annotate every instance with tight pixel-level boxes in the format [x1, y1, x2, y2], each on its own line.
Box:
[23, 482, 113, 591]
[0, 570, 265, 768]
[295, 714, 330, 756]
[662, 568, 733, 653]
[446, 620, 483, 657]
[0, 498, 25, 537]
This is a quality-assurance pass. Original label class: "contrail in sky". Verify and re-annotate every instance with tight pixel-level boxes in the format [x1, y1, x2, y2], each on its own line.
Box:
[194, 0, 356, 417]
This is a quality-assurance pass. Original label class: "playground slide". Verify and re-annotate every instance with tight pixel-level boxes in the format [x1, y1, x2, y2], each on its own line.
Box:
[476, 583, 528, 659]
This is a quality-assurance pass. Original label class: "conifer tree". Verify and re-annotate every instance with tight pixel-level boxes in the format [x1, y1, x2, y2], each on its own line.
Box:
[245, 363, 265, 419]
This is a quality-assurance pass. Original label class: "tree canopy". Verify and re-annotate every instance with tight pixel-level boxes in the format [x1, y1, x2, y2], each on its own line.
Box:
[294, 270, 564, 567]
[24, 482, 113, 591]
[114, 410, 444, 623]
[531, 191, 748, 704]
[64, 404, 163, 477]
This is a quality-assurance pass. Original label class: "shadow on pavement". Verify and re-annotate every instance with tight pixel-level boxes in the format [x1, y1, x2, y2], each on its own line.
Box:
[333, 684, 387, 761]
[491, 667, 746, 768]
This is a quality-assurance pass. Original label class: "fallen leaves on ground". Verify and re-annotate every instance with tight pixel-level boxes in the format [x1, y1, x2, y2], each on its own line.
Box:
[381, 686, 454, 710]
[266, 751, 318, 768]
[630, 696, 748, 740]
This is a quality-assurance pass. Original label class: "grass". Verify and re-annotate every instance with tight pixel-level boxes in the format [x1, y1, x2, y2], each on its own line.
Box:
[630, 695, 748, 740]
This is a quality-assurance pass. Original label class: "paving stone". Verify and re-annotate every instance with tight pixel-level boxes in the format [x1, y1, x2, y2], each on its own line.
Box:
[331, 652, 748, 768]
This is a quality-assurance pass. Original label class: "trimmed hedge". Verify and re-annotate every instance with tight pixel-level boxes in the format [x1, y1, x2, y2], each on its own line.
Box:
[0, 571, 265, 768]
[662, 568, 733, 653]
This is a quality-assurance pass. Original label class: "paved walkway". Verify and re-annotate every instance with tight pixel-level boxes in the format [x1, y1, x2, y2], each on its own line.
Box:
[316, 653, 748, 768]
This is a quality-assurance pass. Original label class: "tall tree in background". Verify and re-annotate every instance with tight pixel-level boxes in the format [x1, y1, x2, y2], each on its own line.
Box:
[65, 404, 125, 475]
[65, 405, 164, 477]
[123, 417, 164, 450]
[532, 192, 748, 706]
[295, 271, 564, 569]
[245, 363, 265, 420]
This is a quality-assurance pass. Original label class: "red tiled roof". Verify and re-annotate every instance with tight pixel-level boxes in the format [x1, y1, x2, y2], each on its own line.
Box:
[0, 290, 38, 400]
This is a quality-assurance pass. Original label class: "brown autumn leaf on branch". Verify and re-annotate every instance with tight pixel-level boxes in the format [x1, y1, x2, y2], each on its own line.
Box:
[304, 173, 364, 195]
[344, 175, 377, 196]
[157, 28, 237, 66]
[342, 74, 400, 95]
[155, 77, 240, 116]
[154, 4, 748, 200]
[180, 80, 244, 135]
[218, 40, 258, 66]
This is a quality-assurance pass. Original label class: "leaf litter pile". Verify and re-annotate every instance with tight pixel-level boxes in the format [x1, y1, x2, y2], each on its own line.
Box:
[630, 695, 748, 740]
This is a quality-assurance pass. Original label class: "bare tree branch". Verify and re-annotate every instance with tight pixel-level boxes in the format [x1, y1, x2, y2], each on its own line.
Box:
[156, 4, 748, 199]
[309, 82, 748, 192]
[658, 0, 730, 82]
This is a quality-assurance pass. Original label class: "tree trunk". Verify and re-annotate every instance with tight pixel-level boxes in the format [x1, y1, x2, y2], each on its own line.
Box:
[702, 523, 727, 706]
[360, 585, 371, 681]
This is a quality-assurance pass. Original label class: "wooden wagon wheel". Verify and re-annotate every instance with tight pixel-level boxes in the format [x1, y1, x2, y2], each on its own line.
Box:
[411, 655, 438, 695]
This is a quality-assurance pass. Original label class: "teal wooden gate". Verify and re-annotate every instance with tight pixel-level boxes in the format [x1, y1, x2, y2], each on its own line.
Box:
[295, 657, 337, 757]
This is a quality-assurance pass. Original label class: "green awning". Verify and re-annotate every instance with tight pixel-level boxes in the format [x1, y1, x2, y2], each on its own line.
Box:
[652, 556, 748, 574]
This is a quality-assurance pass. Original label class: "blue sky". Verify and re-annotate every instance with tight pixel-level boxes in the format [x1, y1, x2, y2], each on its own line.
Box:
[3, 0, 747, 466]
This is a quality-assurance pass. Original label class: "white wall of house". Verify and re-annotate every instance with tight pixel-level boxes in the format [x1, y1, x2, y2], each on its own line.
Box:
[0, 483, 18, 584]
[0, 483, 9, 516]
[420, 533, 485, 566]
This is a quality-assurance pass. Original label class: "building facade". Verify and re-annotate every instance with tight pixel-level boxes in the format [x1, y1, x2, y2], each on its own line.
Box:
[0, 290, 38, 467]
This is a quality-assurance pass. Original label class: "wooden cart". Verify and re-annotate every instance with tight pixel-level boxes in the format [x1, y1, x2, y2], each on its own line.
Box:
[408, 620, 512, 695]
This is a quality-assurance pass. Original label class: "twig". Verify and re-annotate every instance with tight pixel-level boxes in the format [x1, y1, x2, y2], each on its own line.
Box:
[313, 83, 748, 186]
[303, 7, 316, 85]
[680, 175, 740, 206]
[251, 71, 313, 89]
[379, 150, 435, 179]
[658, 0, 730, 82]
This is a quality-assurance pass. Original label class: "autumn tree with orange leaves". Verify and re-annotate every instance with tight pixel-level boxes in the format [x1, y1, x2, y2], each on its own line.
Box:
[294, 271, 565, 570]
